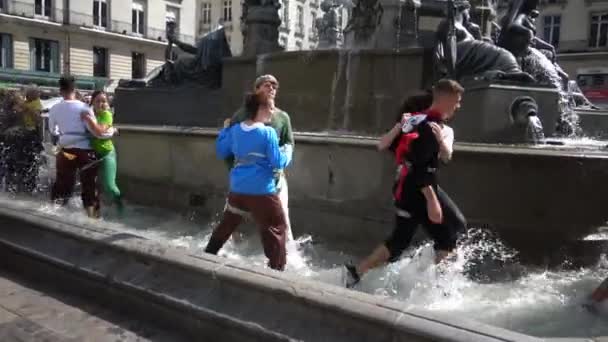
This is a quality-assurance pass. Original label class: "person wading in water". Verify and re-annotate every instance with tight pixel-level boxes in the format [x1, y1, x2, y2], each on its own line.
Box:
[48, 76, 102, 218]
[81, 90, 124, 214]
[345, 79, 467, 288]
[223, 75, 296, 244]
[205, 92, 293, 271]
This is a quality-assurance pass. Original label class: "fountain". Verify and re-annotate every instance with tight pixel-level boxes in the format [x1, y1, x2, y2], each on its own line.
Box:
[3, 1, 608, 339]
[109, 0, 608, 254]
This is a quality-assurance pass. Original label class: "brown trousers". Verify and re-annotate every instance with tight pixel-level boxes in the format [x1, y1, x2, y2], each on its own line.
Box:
[51, 148, 99, 209]
[205, 193, 287, 270]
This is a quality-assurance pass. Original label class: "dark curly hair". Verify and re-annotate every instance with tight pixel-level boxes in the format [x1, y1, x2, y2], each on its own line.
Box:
[244, 92, 261, 120]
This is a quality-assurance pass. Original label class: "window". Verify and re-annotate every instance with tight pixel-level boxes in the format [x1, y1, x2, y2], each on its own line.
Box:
[281, 0, 289, 28]
[0, 33, 13, 68]
[590, 12, 608, 48]
[310, 12, 317, 39]
[166, 5, 180, 31]
[280, 35, 288, 47]
[296, 5, 303, 35]
[132, 52, 145, 79]
[29, 38, 59, 73]
[93, 47, 108, 77]
[132, 0, 145, 35]
[201, 3, 211, 25]
[223, 0, 232, 22]
[93, 0, 108, 28]
[542, 15, 560, 48]
[35, 0, 52, 18]
[0, 0, 6, 13]
[337, 8, 344, 28]
[295, 41, 302, 50]
[592, 75, 605, 87]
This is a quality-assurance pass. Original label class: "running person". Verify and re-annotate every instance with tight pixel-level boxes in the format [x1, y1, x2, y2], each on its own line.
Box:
[345, 80, 467, 288]
[81, 91, 124, 213]
[224, 75, 296, 242]
[205, 92, 293, 271]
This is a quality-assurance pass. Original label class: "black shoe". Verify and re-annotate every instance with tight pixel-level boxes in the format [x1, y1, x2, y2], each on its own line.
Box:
[344, 263, 361, 288]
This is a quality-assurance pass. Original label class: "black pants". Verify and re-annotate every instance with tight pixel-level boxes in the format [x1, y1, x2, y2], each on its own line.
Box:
[385, 186, 466, 262]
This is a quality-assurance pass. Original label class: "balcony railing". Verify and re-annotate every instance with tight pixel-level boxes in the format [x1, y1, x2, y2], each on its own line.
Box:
[3, 0, 194, 44]
[3, 0, 64, 23]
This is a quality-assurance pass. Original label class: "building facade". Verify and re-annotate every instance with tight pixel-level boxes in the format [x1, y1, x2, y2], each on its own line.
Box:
[195, 0, 348, 56]
[536, 0, 608, 79]
[0, 0, 197, 89]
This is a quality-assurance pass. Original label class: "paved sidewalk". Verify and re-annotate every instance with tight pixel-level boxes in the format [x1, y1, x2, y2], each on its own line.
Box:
[0, 271, 185, 342]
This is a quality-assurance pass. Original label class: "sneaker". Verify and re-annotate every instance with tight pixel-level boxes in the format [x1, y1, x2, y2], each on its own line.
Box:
[344, 263, 361, 288]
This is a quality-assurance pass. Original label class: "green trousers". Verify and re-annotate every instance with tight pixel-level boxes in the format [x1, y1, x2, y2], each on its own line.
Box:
[99, 150, 122, 204]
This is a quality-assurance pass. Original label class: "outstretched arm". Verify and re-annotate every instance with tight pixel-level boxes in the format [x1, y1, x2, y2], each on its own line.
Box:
[173, 40, 198, 54]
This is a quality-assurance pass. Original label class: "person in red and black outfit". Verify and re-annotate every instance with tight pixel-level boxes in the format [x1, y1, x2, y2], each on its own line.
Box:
[345, 79, 467, 288]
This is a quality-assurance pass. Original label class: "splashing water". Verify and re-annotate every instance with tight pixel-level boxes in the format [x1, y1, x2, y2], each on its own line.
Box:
[526, 115, 545, 143]
[521, 48, 562, 90]
[520, 47, 583, 136]
[0, 192, 607, 338]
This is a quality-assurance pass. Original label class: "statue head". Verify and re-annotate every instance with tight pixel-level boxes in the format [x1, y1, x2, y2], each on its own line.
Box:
[454, 0, 471, 11]
[320, 0, 335, 11]
[521, 0, 539, 13]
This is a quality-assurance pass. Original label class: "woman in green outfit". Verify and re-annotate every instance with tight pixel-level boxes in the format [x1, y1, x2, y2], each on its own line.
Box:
[81, 91, 123, 212]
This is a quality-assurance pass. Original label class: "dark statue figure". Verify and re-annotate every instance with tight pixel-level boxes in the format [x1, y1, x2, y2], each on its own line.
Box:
[316, 0, 341, 48]
[120, 24, 232, 88]
[343, 0, 383, 45]
[497, 0, 567, 89]
[434, 0, 535, 83]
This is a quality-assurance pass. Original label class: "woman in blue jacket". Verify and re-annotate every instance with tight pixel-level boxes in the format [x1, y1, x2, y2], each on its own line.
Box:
[204, 93, 293, 271]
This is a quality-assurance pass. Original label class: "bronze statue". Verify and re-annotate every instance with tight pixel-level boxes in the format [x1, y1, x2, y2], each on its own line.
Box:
[343, 0, 383, 44]
[136, 26, 233, 88]
[497, 0, 568, 88]
[316, 0, 341, 48]
[434, 0, 534, 83]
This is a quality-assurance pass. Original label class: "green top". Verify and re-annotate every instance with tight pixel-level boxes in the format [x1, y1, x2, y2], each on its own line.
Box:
[91, 110, 114, 155]
[224, 107, 294, 169]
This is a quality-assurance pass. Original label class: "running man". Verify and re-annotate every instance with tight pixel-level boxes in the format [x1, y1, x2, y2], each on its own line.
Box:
[48, 76, 101, 218]
[224, 74, 296, 242]
[345, 79, 467, 288]
[206, 92, 293, 270]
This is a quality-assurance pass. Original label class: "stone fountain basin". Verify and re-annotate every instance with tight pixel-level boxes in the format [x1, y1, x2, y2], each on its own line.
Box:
[113, 125, 608, 259]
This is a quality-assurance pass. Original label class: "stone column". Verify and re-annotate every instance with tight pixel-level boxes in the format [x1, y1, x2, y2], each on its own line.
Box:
[470, 0, 496, 40]
[373, 0, 420, 49]
[242, 6, 283, 57]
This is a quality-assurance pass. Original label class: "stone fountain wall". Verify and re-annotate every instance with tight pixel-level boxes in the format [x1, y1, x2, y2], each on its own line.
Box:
[116, 48, 565, 141]
[113, 126, 608, 259]
[115, 48, 432, 135]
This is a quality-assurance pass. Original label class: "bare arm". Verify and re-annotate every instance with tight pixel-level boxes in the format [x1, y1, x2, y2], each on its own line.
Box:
[377, 123, 402, 151]
[81, 111, 110, 137]
[438, 139, 453, 163]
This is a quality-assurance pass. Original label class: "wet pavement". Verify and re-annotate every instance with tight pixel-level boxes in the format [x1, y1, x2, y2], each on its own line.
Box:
[0, 269, 186, 342]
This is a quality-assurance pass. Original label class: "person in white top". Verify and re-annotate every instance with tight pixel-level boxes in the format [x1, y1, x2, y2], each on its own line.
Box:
[48, 76, 101, 218]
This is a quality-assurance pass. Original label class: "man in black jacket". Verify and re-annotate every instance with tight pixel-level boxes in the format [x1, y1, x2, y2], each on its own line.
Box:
[345, 79, 466, 288]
